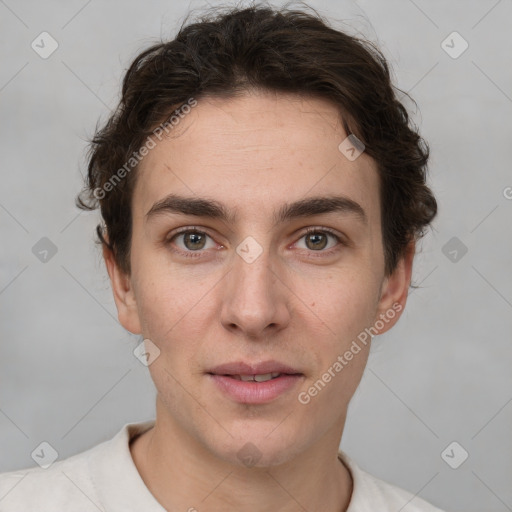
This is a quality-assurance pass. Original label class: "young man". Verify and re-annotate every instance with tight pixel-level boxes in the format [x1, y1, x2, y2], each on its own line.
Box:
[0, 3, 444, 511]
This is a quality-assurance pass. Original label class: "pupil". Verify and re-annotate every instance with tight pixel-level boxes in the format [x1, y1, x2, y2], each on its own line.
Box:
[307, 233, 327, 250]
[185, 232, 205, 250]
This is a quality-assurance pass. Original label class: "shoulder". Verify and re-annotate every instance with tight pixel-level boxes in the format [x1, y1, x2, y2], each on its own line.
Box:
[0, 420, 157, 512]
[339, 451, 447, 512]
[0, 445, 101, 512]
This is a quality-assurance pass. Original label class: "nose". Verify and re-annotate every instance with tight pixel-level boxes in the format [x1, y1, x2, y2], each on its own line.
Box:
[220, 245, 291, 339]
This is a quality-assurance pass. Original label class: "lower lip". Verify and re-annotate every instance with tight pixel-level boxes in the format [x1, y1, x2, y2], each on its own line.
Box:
[209, 374, 303, 404]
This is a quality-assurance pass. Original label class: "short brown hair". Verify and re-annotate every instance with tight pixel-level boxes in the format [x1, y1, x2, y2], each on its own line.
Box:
[77, 2, 437, 278]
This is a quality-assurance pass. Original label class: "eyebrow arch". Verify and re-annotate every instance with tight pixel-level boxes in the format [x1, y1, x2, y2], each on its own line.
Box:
[145, 193, 367, 226]
[275, 195, 367, 226]
[146, 194, 237, 224]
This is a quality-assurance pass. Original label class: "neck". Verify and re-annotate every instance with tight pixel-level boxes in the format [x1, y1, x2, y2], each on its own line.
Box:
[130, 401, 353, 511]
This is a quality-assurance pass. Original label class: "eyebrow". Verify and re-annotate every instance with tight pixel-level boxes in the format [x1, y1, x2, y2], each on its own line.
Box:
[145, 193, 368, 227]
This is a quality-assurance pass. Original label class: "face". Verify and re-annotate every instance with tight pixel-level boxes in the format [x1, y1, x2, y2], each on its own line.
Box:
[106, 90, 413, 467]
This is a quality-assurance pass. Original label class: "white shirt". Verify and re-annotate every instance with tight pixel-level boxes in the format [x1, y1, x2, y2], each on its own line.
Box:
[0, 420, 445, 511]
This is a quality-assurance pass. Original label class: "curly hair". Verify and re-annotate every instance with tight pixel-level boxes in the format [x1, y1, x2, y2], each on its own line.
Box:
[77, 1, 437, 278]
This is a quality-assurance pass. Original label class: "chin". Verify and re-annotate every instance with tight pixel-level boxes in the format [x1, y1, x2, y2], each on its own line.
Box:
[209, 425, 310, 469]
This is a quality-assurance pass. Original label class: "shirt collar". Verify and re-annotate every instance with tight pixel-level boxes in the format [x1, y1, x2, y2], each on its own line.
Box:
[88, 419, 165, 511]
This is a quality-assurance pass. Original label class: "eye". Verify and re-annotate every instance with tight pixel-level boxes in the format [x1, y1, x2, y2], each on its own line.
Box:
[295, 228, 343, 252]
[168, 228, 217, 254]
[165, 226, 345, 258]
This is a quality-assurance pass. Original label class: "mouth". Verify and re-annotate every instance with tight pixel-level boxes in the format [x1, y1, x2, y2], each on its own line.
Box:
[207, 361, 304, 404]
[224, 372, 284, 382]
[208, 360, 302, 376]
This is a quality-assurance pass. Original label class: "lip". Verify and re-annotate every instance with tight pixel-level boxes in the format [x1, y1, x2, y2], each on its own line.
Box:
[208, 360, 301, 376]
[208, 374, 303, 404]
[207, 360, 304, 404]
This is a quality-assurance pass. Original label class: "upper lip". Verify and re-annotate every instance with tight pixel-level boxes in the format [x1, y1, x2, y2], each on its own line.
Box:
[208, 361, 302, 376]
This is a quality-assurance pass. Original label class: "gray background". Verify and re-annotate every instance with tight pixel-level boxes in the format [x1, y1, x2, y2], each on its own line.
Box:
[1, 1, 511, 511]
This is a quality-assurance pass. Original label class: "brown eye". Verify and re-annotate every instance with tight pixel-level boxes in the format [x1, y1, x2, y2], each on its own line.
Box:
[305, 232, 328, 250]
[170, 229, 216, 253]
[183, 231, 207, 250]
[295, 229, 342, 253]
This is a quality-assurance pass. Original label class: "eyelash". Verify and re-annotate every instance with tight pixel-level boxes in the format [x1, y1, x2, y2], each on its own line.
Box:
[165, 226, 345, 259]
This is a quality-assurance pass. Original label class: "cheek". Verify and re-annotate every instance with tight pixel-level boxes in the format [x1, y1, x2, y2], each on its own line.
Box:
[302, 268, 379, 343]
[294, 275, 375, 423]
[130, 241, 209, 337]
[134, 278, 206, 405]
[131, 265, 219, 378]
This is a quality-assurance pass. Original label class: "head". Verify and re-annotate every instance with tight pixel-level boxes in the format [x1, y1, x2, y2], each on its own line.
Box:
[77, 3, 437, 467]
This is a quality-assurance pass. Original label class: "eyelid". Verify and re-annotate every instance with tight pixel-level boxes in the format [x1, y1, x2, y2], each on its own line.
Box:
[299, 226, 343, 239]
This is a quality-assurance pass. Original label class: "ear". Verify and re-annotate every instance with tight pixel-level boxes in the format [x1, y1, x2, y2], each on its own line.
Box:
[373, 241, 415, 335]
[103, 244, 142, 335]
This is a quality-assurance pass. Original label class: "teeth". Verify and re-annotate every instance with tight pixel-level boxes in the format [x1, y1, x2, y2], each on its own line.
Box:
[233, 372, 281, 382]
[254, 373, 274, 382]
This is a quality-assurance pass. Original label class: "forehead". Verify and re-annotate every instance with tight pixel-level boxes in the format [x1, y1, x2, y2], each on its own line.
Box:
[134, 90, 380, 228]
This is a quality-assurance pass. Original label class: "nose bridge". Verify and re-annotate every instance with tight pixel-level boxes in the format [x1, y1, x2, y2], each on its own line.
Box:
[233, 241, 273, 296]
[220, 237, 289, 336]
[230, 240, 275, 308]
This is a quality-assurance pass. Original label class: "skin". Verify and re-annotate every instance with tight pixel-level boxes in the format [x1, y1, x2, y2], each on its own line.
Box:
[104, 89, 415, 511]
